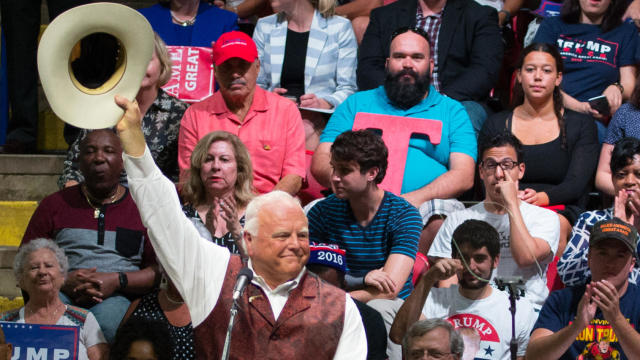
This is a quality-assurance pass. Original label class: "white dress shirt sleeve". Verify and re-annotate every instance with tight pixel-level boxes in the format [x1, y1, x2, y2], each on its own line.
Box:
[333, 294, 368, 360]
[124, 147, 230, 326]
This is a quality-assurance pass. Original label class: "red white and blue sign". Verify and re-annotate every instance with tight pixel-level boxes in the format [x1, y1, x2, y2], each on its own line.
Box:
[0, 321, 79, 360]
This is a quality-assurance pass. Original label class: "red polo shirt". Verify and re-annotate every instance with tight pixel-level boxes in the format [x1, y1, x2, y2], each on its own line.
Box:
[178, 87, 306, 193]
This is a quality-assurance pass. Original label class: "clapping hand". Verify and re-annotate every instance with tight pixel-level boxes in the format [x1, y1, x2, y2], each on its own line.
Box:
[589, 280, 623, 322]
[614, 189, 640, 229]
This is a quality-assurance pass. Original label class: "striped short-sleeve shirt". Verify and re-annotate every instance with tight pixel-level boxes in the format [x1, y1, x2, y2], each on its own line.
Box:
[307, 191, 422, 299]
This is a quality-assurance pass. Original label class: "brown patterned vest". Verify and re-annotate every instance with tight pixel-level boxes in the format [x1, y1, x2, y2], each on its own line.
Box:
[193, 255, 346, 359]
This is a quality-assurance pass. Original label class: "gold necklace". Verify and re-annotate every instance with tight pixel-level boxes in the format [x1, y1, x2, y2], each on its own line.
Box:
[82, 184, 122, 219]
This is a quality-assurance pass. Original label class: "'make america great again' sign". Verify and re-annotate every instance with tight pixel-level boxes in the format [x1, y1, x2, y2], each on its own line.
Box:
[162, 46, 215, 103]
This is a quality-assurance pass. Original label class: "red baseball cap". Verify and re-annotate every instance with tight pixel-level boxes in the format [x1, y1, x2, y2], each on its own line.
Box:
[212, 31, 258, 66]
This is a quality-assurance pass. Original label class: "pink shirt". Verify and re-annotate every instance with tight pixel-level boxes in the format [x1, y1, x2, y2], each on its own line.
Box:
[178, 87, 306, 194]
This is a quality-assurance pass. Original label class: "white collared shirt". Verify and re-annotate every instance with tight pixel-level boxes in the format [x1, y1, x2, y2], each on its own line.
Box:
[248, 260, 306, 319]
[124, 148, 367, 359]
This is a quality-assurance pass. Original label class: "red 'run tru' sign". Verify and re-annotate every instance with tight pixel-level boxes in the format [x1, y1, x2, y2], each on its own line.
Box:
[162, 46, 215, 103]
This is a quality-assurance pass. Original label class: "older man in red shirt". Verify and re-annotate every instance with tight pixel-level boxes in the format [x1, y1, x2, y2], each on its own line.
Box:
[178, 31, 306, 195]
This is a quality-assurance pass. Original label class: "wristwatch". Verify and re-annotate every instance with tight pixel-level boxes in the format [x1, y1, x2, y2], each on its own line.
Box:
[118, 272, 128, 290]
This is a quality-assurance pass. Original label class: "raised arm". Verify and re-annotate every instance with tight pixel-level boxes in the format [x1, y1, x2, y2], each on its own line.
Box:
[115, 95, 230, 327]
[500, 170, 555, 267]
[389, 258, 462, 344]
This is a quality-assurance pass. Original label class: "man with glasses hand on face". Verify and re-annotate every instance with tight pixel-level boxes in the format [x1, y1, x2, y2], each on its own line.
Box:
[427, 131, 560, 309]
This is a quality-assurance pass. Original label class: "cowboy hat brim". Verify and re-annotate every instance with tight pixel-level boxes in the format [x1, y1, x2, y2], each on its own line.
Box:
[38, 2, 154, 129]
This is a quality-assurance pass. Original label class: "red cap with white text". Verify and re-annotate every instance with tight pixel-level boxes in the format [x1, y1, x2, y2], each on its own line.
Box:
[212, 31, 258, 66]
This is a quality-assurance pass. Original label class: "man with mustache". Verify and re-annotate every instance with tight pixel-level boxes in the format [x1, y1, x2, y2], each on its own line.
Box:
[390, 219, 537, 360]
[357, 0, 503, 135]
[178, 31, 306, 195]
[311, 26, 477, 254]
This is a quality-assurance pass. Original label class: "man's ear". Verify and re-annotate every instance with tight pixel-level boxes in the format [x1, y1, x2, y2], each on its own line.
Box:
[517, 162, 525, 181]
[493, 254, 500, 269]
[244, 232, 254, 257]
[367, 167, 379, 182]
[429, 57, 434, 77]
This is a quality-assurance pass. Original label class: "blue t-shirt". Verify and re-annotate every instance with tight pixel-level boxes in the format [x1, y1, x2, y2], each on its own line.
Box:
[534, 16, 639, 101]
[138, 3, 238, 47]
[533, 283, 640, 359]
[307, 191, 422, 299]
[605, 103, 640, 144]
[319, 86, 477, 194]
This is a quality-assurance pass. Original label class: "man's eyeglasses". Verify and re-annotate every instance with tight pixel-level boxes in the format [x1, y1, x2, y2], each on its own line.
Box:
[409, 349, 452, 359]
[480, 159, 519, 171]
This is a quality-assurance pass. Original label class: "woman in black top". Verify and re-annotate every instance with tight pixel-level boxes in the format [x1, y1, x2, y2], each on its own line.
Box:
[481, 43, 599, 255]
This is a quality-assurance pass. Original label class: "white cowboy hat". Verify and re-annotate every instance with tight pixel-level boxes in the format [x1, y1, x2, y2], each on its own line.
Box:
[37, 2, 154, 129]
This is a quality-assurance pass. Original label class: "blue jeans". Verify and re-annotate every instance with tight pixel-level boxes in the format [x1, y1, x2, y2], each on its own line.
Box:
[59, 291, 130, 343]
[461, 100, 488, 137]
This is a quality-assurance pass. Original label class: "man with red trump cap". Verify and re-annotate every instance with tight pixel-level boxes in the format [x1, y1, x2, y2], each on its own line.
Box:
[528, 217, 640, 359]
[178, 31, 305, 195]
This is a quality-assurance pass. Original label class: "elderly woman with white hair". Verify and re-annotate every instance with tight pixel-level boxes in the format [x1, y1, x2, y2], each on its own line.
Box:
[0, 239, 108, 360]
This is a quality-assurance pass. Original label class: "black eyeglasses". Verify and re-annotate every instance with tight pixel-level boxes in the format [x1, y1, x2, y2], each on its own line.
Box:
[480, 159, 519, 171]
[390, 26, 432, 46]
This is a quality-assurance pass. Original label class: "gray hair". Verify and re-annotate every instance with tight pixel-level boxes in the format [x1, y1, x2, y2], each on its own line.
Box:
[402, 319, 464, 359]
[14, 238, 69, 283]
[244, 190, 302, 236]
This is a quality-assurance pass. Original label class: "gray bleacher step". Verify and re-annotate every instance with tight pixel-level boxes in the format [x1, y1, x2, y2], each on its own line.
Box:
[0, 154, 64, 201]
[0, 247, 20, 298]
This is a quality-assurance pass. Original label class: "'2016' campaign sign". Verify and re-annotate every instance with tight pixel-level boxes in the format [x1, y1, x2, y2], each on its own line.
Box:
[162, 46, 215, 103]
[0, 322, 79, 360]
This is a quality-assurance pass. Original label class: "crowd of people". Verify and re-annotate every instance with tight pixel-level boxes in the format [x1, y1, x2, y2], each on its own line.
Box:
[3, 0, 640, 358]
